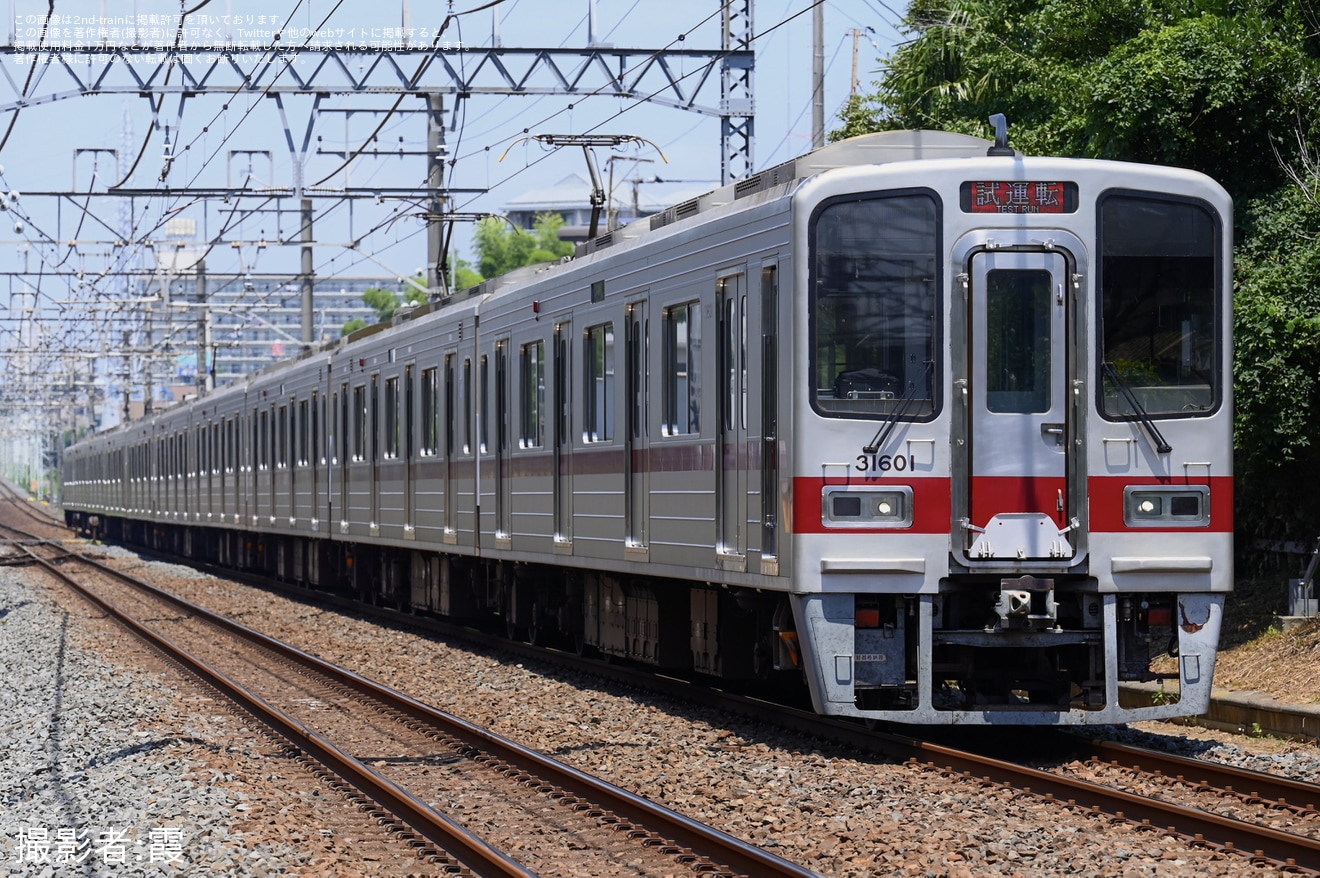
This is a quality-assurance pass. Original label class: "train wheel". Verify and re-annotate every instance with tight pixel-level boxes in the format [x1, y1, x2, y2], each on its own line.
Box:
[526, 610, 543, 647]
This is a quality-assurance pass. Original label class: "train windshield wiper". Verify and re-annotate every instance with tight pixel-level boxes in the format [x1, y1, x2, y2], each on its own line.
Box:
[1102, 362, 1172, 454]
[863, 361, 934, 455]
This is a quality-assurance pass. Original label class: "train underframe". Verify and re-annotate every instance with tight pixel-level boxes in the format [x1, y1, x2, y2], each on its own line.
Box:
[76, 514, 800, 690]
[797, 576, 1224, 724]
[69, 512, 1222, 725]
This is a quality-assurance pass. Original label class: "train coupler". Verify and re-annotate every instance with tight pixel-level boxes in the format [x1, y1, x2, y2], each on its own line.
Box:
[987, 575, 1060, 632]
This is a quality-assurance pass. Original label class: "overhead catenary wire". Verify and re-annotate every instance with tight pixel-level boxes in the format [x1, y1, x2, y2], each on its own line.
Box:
[3, 1, 846, 400]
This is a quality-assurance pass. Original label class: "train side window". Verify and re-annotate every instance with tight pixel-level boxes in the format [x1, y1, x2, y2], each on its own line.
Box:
[404, 366, 414, 461]
[480, 355, 490, 453]
[583, 323, 615, 442]
[338, 386, 349, 465]
[278, 405, 288, 468]
[519, 342, 545, 448]
[353, 385, 366, 461]
[298, 399, 309, 466]
[445, 355, 456, 457]
[259, 409, 270, 470]
[809, 191, 939, 420]
[1097, 192, 1220, 418]
[385, 377, 400, 459]
[663, 302, 702, 435]
[421, 367, 439, 455]
[463, 358, 473, 455]
[370, 375, 380, 464]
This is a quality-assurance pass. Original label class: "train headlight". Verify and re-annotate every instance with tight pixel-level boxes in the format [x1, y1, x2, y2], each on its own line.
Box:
[822, 486, 914, 528]
[1124, 486, 1209, 527]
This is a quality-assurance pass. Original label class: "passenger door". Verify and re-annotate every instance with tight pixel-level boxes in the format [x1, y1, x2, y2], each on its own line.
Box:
[625, 301, 648, 551]
[553, 320, 573, 545]
[717, 273, 747, 565]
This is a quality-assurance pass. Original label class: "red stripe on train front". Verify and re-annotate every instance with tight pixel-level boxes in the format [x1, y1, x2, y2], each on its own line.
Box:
[790, 475, 1233, 535]
[1088, 474, 1233, 533]
[791, 477, 952, 534]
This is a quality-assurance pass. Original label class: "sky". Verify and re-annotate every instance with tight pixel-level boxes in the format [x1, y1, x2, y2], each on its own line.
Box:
[0, 0, 906, 401]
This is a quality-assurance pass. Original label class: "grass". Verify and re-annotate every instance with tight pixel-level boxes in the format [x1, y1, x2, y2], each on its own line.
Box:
[1221, 574, 1289, 649]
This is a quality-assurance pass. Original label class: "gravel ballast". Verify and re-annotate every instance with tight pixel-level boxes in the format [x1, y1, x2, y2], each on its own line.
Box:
[7, 541, 1320, 876]
[0, 559, 442, 877]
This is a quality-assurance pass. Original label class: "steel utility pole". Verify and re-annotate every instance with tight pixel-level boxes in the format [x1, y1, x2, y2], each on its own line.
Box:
[813, 3, 825, 149]
[427, 93, 446, 296]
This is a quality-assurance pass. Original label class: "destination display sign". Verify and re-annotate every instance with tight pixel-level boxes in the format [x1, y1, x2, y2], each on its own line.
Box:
[960, 181, 1079, 214]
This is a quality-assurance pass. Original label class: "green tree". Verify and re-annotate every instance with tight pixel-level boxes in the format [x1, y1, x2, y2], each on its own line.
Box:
[856, 0, 1320, 548]
[341, 282, 427, 335]
[473, 212, 574, 280]
[870, 1, 1319, 192]
[1233, 182, 1320, 544]
[451, 252, 483, 290]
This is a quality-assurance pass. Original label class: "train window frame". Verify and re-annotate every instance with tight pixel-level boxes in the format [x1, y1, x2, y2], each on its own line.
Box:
[404, 364, 414, 462]
[462, 357, 473, 455]
[807, 188, 942, 423]
[384, 376, 400, 460]
[662, 301, 702, 436]
[278, 404, 288, 469]
[259, 409, 270, 471]
[370, 375, 380, 464]
[420, 366, 439, 455]
[353, 384, 367, 462]
[583, 322, 615, 443]
[298, 399, 310, 466]
[480, 354, 490, 453]
[1095, 189, 1223, 422]
[520, 340, 546, 449]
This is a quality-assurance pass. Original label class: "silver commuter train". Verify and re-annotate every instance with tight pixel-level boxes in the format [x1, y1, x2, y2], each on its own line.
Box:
[63, 129, 1234, 725]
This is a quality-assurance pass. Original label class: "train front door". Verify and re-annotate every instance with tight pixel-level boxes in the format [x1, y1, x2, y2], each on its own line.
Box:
[964, 249, 1075, 561]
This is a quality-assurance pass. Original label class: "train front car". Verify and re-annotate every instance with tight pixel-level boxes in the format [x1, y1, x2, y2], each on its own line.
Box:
[790, 141, 1232, 724]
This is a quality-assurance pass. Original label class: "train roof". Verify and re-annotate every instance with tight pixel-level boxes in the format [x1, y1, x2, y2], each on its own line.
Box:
[72, 131, 996, 443]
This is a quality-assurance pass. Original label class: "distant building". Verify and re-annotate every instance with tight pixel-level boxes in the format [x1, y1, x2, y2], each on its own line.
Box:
[130, 276, 400, 403]
[504, 173, 713, 241]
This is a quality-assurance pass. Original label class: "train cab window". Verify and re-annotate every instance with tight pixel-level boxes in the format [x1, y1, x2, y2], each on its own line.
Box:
[584, 323, 615, 442]
[1098, 192, 1220, 418]
[809, 191, 939, 420]
[663, 302, 702, 435]
[421, 367, 439, 455]
[520, 342, 545, 448]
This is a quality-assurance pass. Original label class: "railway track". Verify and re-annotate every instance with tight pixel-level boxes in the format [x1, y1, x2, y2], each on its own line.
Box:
[10, 488, 1320, 874]
[3, 518, 819, 877]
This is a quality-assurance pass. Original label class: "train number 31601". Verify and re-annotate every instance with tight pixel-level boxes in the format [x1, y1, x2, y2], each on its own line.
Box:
[855, 453, 916, 473]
